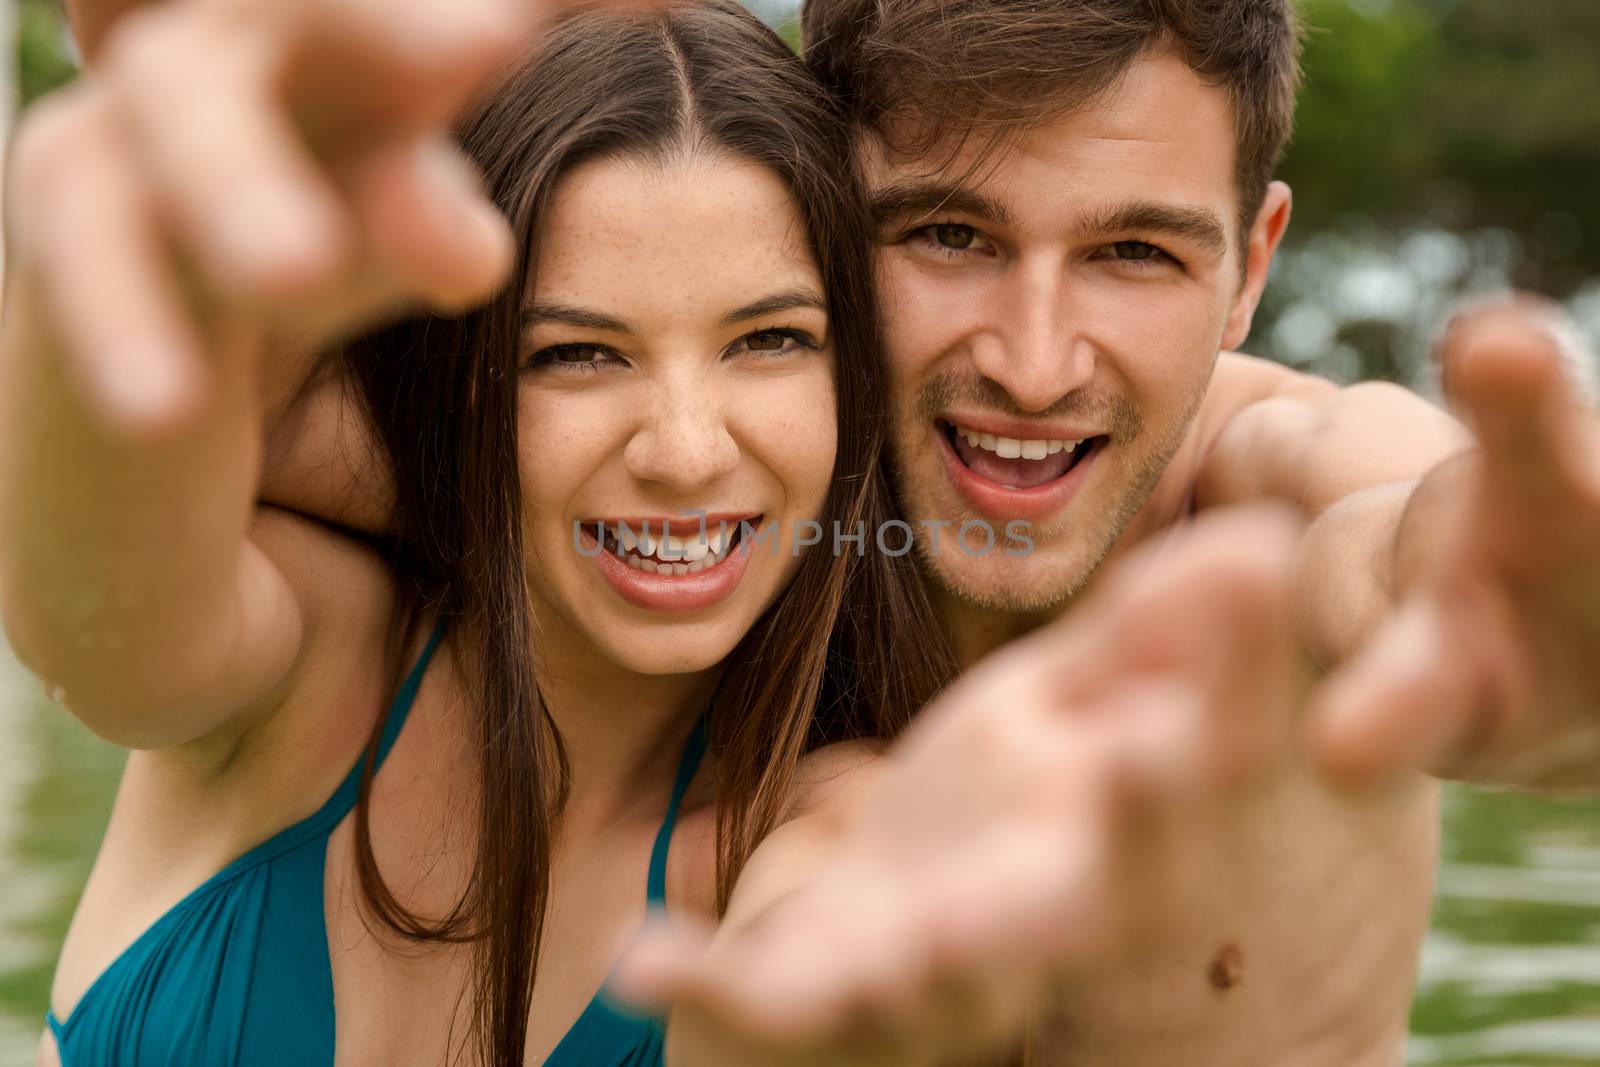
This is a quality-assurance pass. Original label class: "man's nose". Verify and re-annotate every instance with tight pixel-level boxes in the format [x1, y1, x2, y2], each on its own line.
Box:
[969, 259, 1095, 412]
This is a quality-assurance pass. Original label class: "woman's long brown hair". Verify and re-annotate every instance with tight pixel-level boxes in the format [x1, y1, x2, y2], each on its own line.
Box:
[342, 4, 956, 1064]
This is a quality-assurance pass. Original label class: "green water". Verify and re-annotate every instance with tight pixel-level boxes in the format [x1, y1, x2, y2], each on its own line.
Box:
[2, 661, 1598, 1064]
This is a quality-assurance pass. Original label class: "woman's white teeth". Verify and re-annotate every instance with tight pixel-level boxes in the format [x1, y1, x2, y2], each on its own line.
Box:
[956, 426, 1079, 459]
[608, 523, 738, 573]
[672, 534, 710, 562]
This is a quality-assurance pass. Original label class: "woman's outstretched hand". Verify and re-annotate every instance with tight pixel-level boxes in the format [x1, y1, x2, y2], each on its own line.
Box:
[1313, 301, 1600, 788]
[0, 0, 647, 742]
[613, 507, 1309, 1067]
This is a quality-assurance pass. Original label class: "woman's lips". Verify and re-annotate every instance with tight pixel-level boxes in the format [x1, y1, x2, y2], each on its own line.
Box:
[581, 520, 757, 614]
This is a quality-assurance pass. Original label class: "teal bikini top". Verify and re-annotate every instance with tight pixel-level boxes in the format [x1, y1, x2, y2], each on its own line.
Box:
[47, 626, 708, 1067]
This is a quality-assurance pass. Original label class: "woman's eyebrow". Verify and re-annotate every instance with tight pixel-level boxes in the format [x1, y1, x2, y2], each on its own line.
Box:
[521, 302, 630, 331]
[720, 288, 828, 327]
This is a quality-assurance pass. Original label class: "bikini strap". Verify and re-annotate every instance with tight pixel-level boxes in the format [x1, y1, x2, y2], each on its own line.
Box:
[370, 621, 447, 774]
[645, 714, 709, 906]
[308, 620, 446, 834]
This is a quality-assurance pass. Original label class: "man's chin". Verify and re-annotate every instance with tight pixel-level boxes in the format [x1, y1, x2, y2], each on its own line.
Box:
[916, 545, 1097, 616]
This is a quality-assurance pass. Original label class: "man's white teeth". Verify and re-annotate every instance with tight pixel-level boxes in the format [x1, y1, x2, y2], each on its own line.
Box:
[956, 426, 1079, 459]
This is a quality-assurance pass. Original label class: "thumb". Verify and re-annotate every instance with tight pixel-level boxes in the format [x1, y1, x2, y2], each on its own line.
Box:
[605, 910, 718, 1015]
[345, 134, 517, 315]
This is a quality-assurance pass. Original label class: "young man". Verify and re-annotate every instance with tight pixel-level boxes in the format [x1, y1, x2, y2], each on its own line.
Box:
[14, 1, 1600, 1064]
[721, 2, 1597, 1062]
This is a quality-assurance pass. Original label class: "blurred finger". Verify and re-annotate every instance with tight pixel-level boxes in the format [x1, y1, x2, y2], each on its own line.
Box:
[1449, 306, 1599, 536]
[1047, 507, 1304, 785]
[105, 8, 350, 301]
[342, 134, 515, 312]
[606, 910, 716, 1014]
[1063, 504, 1301, 687]
[16, 93, 205, 433]
[1309, 599, 1484, 782]
[270, 0, 527, 135]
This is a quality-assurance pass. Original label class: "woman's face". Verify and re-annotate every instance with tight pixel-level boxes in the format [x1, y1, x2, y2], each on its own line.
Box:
[518, 154, 838, 677]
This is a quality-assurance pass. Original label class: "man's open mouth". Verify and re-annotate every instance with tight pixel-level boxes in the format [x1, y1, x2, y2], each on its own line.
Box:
[940, 420, 1104, 490]
[581, 518, 754, 576]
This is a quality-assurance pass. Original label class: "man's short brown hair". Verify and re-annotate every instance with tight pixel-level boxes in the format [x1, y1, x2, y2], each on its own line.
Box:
[800, 0, 1304, 234]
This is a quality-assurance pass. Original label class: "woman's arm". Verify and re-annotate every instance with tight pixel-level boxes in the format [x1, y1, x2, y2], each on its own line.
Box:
[0, 0, 523, 746]
[0, 86, 301, 748]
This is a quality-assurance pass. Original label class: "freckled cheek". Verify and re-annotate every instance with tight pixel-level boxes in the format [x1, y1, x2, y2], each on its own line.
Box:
[515, 391, 631, 544]
[727, 364, 838, 518]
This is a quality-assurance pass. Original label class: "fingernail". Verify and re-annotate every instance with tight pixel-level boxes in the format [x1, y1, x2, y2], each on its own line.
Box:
[89, 344, 202, 435]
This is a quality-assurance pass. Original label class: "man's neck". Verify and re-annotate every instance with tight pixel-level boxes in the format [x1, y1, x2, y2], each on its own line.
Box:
[932, 588, 1069, 668]
[928, 499, 1178, 667]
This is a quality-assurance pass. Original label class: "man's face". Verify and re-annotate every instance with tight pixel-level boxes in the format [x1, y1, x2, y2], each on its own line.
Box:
[866, 48, 1286, 613]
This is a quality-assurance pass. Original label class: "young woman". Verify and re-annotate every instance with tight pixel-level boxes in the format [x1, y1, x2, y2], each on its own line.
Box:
[1, 4, 955, 1065]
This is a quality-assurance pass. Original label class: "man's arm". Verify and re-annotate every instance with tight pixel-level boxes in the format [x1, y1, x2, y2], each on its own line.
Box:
[1313, 307, 1600, 788]
[259, 351, 396, 537]
[1195, 355, 1473, 666]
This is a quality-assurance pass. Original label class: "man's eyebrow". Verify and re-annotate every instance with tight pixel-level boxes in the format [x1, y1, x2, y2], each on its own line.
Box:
[868, 181, 1015, 229]
[720, 288, 828, 328]
[1078, 200, 1229, 257]
[520, 302, 630, 332]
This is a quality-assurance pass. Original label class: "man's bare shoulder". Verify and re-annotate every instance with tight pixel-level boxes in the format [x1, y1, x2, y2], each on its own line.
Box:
[1209, 351, 1338, 413]
[1133, 354, 1335, 526]
[250, 503, 393, 640]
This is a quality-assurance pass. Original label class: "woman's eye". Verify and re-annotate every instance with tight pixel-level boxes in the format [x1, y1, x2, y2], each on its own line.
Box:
[746, 331, 789, 352]
[526, 343, 616, 372]
[732, 328, 820, 358]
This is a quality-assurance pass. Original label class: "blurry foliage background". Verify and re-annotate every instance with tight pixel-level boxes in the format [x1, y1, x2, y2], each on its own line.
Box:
[15, 0, 1600, 393]
[15, 0, 73, 104]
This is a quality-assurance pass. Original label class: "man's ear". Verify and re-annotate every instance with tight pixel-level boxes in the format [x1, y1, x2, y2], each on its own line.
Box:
[1222, 181, 1293, 351]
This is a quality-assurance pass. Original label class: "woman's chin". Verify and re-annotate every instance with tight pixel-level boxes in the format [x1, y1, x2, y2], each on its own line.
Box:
[592, 631, 745, 678]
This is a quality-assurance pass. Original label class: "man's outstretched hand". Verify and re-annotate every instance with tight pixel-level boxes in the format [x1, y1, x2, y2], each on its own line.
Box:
[1314, 302, 1600, 788]
[609, 508, 1308, 1067]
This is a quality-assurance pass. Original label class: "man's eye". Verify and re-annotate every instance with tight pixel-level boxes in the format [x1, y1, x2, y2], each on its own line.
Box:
[932, 224, 976, 250]
[1109, 241, 1162, 262]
